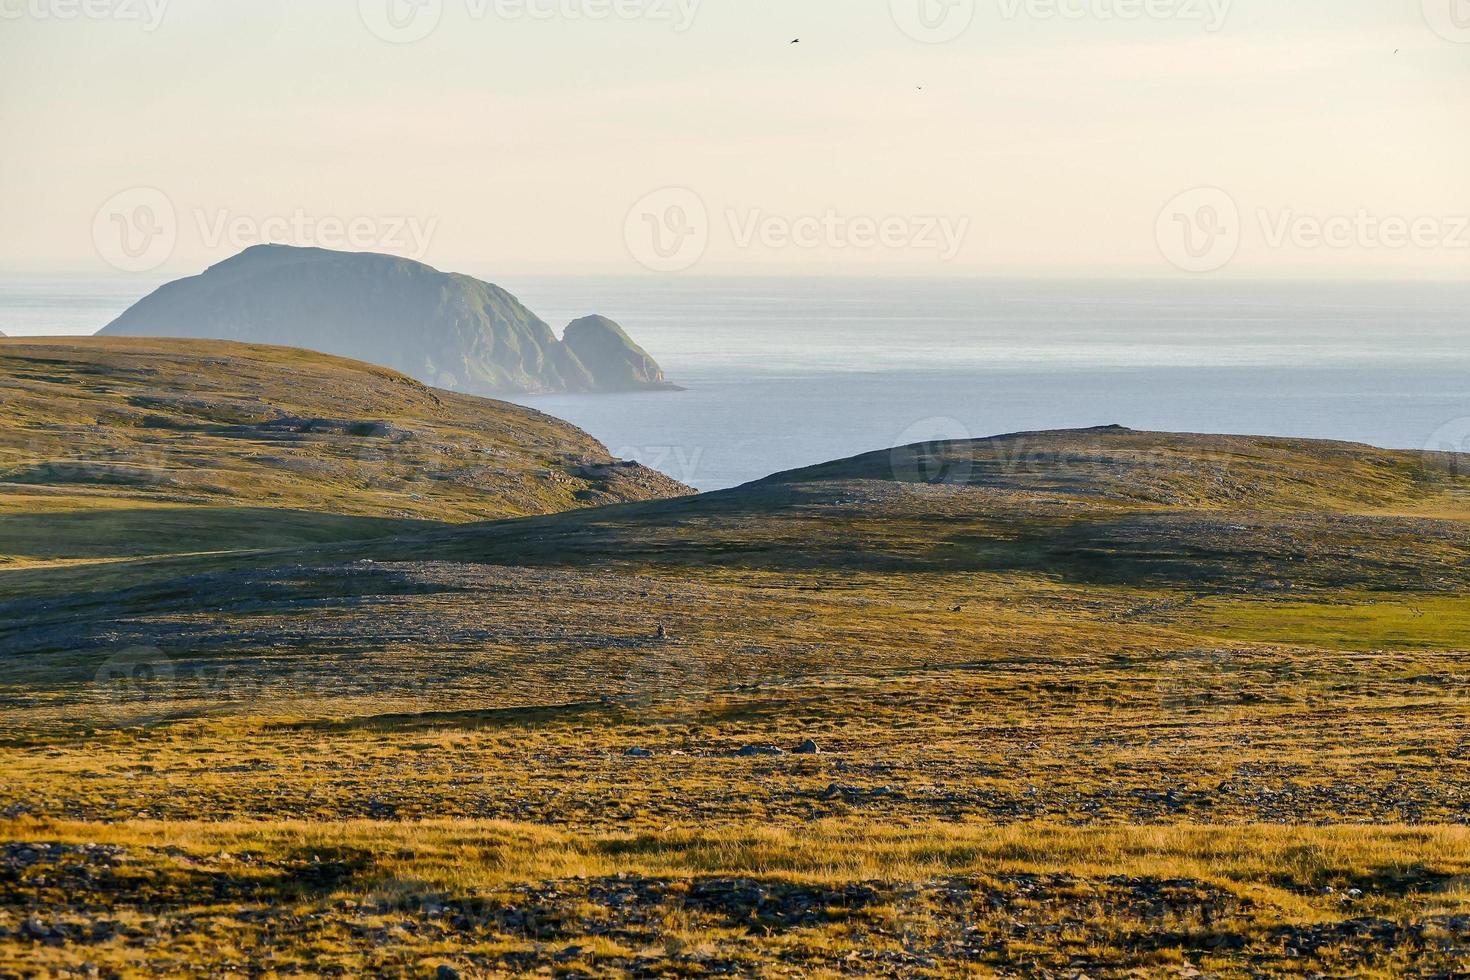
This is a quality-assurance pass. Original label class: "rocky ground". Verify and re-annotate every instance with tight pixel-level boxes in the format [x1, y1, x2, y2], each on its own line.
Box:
[4, 820, 1470, 978]
[3, 423, 1470, 976]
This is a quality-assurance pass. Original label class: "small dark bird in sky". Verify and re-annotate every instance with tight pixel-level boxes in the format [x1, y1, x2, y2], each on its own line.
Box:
[790, 38, 799, 44]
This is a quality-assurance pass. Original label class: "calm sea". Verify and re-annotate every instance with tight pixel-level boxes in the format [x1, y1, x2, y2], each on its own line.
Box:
[4, 274, 1468, 491]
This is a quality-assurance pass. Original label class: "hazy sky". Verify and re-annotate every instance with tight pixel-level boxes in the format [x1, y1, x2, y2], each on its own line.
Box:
[2, 0, 1466, 280]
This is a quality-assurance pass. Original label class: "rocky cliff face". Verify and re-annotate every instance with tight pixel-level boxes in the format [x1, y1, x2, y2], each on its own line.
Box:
[562, 315, 675, 391]
[100, 245, 675, 395]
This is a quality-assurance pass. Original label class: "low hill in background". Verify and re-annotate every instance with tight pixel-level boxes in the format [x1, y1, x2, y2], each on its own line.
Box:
[0, 337, 688, 565]
[99, 245, 678, 394]
[394, 425, 1470, 596]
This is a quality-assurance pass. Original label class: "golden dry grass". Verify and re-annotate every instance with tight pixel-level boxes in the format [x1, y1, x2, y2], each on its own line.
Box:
[4, 346, 1470, 976]
[4, 817, 1469, 977]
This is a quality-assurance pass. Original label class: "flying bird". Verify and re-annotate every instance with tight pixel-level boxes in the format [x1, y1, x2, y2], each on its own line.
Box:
[790, 38, 800, 44]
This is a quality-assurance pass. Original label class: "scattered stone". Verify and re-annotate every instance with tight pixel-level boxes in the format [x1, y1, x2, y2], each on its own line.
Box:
[2, 842, 126, 873]
[623, 747, 655, 759]
[793, 739, 821, 755]
[821, 783, 896, 802]
[684, 876, 883, 928]
[436, 966, 461, 980]
[737, 745, 785, 757]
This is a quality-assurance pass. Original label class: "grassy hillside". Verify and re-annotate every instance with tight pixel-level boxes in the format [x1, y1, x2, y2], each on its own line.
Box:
[0, 337, 688, 567]
[414, 425, 1470, 587]
[3, 425, 1470, 975]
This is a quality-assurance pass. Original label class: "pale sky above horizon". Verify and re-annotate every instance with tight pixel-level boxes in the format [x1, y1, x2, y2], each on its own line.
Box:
[1, 0, 1467, 281]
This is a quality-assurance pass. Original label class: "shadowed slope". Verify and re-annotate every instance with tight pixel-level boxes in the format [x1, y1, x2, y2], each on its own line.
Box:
[387, 426, 1470, 591]
[5, 426, 1469, 661]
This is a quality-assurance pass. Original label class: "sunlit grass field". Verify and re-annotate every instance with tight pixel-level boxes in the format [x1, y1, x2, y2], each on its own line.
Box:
[4, 340, 1470, 976]
[7, 817, 1470, 977]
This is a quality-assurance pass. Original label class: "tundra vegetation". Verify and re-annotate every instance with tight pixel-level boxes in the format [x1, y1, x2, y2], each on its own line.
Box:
[3, 338, 1469, 977]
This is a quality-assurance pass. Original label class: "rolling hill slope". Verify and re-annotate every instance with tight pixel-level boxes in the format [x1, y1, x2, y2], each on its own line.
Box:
[6, 424, 1469, 705]
[0, 337, 688, 566]
[4, 423, 1470, 976]
[387, 425, 1470, 592]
